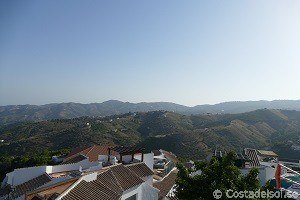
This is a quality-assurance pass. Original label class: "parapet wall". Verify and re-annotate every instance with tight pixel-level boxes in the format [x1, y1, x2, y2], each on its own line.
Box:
[6, 159, 101, 186]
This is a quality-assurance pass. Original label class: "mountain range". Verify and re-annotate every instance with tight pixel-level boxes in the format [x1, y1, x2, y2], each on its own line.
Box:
[1, 100, 300, 125]
[1, 109, 300, 161]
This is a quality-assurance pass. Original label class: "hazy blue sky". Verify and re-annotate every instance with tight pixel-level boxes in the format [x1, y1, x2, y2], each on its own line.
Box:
[0, 0, 299, 106]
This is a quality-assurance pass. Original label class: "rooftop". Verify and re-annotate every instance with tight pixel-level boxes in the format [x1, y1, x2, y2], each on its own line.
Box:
[109, 146, 145, 155]
[64, 145, 118, 162]
[126, 162, 154, 178]
[26, 163, 154, 200]
[160, 150, 179, 164]
[244, 148, 260, 167]
[12, 173, 52, 198]
[61, 163, 151, 200]
[26, 178, 78, 200]
[61, 179, 121, 200]
[154, 169, 178, 200]
[63, 154, 87, 164]
[257, 150, 278, 157]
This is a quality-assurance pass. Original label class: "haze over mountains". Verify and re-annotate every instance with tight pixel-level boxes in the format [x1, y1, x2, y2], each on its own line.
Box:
[1, 102, 300, 178]
[1, 109, 300, 161]
[1, 100, 300, 125]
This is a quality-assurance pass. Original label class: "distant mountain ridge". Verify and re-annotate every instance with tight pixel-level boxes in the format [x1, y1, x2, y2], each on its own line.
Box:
[1, 100, 300, 125]
[1, 109, 300, 161]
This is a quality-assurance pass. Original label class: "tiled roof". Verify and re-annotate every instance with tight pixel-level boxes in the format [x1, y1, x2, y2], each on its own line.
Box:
[244, 148, 260, 167]
[61, 180, 121, 200]
[96, 169, 123, 194]
[26, 178, 78, 200]
[12, 173, 52, 198]
[62, 164, 145, 200]
[161, 150, 179, 164]
[110, 146, 144, 155]
[109, 164, 144, 191]
[154, 170, 178, 200]
[65, 145, 118, 162]
[66, 146, 90, 158]
[63, 154, 87, 164]
[126, 163, 154, 178]
[257, 150, 278, 157]
[62, 181, 121, 200]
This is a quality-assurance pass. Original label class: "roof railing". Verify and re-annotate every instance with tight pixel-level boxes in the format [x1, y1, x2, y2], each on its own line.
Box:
[279, 163, 300, 187]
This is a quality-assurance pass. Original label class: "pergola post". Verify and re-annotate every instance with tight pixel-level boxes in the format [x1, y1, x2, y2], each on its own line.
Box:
[108, 148, 111, 163]
[131, 152, 134, 162]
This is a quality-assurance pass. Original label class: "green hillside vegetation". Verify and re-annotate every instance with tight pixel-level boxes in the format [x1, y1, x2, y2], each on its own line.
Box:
[2, 100, 300, 125]
[0, 109, 299, 165]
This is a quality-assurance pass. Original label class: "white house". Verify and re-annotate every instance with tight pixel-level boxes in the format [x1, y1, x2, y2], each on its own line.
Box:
[0, 145, 159, 200]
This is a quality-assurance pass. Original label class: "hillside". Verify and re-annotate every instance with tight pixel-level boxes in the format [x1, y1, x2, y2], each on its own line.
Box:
[0, 109, 300, 161]
[1, 100, 300, 125]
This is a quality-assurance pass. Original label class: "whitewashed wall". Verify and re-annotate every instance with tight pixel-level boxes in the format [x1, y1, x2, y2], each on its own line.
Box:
[144, 175, 153, 186]
[122, 155, 133, 163]
[140, 182, 159, 200]
[4, 159, 101, 186]
[134, 153, 154, 170]
[241, 166, 275, 186]
[8, 166, 48, 186]
[259, 167, 276, 186]
[144, 153, 154, 170]
[121, 185, 139, 200]
[121, 182, 159, 200]
[50, 159, 100, 173]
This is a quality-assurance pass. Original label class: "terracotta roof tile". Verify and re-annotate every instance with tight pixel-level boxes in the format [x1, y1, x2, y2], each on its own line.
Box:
[65, 145, 118, 162]
[67, 147, 87, 158]
[244, 148, 260, 167]
[25, 178, 78, 200]
[96, 170, 123, 194]
[154, 170, 178, 200]
[63, 154, 87, 164]
[61, 164, 146, 200]
[12, 173, 52, 198]
[161, 150, 179, 164]
[126, 163, 154, 178]
[109, 164, 144, 191]
[62, 180, 120, 200]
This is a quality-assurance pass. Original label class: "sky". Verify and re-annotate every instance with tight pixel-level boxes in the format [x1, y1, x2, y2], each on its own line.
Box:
[0, 0, 299, 106]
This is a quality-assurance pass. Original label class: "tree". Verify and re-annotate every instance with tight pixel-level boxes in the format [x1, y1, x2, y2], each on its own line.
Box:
[175, 152, 262, 200]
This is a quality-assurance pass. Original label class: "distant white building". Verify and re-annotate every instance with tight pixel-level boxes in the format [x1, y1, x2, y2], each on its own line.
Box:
[152, 149, 178, 180]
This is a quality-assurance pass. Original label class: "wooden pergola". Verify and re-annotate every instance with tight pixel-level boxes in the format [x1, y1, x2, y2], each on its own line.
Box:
[108, 146, 145, 163]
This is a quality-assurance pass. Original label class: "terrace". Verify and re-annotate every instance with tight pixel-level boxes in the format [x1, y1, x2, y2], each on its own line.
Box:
[108, 146, 145, 165]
